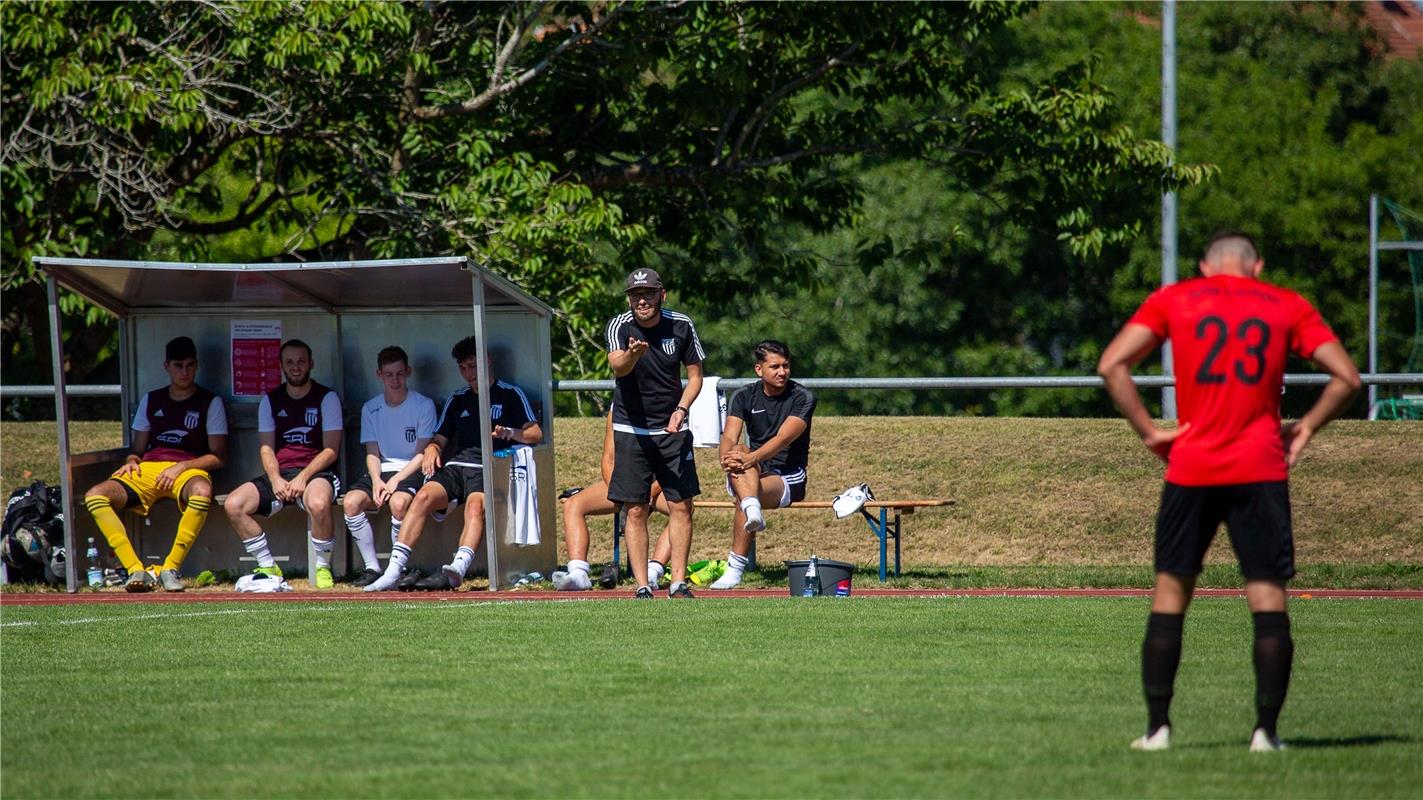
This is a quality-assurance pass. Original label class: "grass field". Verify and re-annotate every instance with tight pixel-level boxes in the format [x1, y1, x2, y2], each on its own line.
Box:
[1, 596, 1419, 798]
[2, 417, 1418, 588]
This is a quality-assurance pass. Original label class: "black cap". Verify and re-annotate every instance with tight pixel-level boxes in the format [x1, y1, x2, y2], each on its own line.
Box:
[624, 268, 664, 293]
[165, 336, 197, 361]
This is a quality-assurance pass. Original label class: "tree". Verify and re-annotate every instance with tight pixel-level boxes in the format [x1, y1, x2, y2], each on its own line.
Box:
[3, 1, 1206, 410]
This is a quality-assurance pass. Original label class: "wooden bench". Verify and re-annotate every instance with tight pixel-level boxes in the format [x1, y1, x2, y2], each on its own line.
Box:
[606, 498, 953, 582]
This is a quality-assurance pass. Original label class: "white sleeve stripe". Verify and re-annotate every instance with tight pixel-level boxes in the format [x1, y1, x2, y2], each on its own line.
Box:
[605, 313, 633, 350]
[435, 392, 458, 430]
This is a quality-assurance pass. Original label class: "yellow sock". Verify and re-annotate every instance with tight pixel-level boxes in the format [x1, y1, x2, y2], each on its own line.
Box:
[163, 495, 211, 572]
[83, 495, 142, 573]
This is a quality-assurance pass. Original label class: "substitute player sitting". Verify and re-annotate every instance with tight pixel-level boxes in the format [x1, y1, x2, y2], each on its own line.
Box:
[82, 336, 227, 592]
[708, 340, 815, 589]
[225, 339, 344, 588]
[1098, 232, 1360, 753]
[553, 413, 668, 591]
[364, 336, 542, 592]
[342, 346, 437, 587]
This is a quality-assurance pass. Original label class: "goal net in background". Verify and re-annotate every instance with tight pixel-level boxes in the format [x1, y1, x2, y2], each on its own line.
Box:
[1372, 198, 1423, 420]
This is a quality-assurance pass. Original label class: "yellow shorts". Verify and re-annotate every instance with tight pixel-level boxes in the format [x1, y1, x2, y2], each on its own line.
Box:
[111, 461, 211, 516]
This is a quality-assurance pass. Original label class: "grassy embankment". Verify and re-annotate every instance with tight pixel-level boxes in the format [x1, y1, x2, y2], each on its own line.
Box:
[3, 417, 1419, 588]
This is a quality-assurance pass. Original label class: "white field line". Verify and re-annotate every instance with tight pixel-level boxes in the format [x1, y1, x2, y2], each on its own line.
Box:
[0, 601, 512, 629]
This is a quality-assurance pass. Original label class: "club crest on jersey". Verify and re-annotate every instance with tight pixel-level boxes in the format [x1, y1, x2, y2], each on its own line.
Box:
[490, 404, 502, 419]
[305, 407, 318, 427]
[404, 427, 416, 443]
[660, 338, 677, 356]
[184, 410, 200, 430]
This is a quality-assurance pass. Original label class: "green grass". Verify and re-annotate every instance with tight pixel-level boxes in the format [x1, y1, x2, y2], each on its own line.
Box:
[2, 597, 1420, 798]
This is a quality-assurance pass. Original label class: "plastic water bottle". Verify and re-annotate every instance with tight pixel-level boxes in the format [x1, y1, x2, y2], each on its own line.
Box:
[85, 538, 102, 588]
[803, 555, 820, 597]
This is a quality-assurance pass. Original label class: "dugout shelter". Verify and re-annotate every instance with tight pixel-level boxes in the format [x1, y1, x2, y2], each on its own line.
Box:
[34, 256, 558, 593]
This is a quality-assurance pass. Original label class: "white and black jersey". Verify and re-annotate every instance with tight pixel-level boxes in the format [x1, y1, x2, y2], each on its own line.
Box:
[727, 380, 815, 474]
[434, 381, 536, 468]
[604, 309, 704, 433]
[359, 390, 437, 471]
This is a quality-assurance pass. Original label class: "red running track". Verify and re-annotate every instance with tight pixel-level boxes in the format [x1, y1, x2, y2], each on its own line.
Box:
[2, 587, 1419, 606]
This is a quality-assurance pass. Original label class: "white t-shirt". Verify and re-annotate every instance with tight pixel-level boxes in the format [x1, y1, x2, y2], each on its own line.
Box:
[359, 390, 438, 471]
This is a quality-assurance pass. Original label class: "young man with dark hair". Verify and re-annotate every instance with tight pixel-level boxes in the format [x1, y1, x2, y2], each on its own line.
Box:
[83, 336, 228, 592]
[1098, 231, 1361, 753]
[707, 339, 815, 589]
[341, 346, 437, 586]
[363, 336, 542, 592]
[605, 268, 704, 599]
[224, 338, 345, 588]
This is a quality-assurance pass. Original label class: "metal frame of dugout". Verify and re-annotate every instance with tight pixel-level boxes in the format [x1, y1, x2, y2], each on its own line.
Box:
[34, 256, 557, 593]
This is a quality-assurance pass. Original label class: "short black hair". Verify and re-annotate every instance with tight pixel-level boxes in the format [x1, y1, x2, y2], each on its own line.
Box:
[280, 338, 312, 360]
[164, 336, 197, 362]
[451, 336, 479, 363]
[376, 346, 409, 370]
[754, 340, 790, 363]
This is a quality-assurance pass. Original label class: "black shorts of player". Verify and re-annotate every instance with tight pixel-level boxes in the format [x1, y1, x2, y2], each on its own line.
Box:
[248, 468, 342, 517]
[427, 465, 485, 505]
[1155, 481, 1294, 580]
[347, 470, 425, 498]
[608, 430, 700, 504]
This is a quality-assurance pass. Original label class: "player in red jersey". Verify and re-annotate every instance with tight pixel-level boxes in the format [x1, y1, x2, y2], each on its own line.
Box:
[1098, 232, 1361, 753]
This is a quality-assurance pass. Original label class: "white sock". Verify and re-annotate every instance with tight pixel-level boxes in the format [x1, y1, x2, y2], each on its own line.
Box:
[449, 546, 475, 578]
[647, 560, 665, 587]
[390, 516, 403, 549]
[311, 537, 334, 569]
[727, 551, 749, 573]
[345, 513, 379, 570]
[241, 533, 276, 568]
[387, 543, 411, 574]
[569, 559, 590, 577]
[741, 497, 765, 531]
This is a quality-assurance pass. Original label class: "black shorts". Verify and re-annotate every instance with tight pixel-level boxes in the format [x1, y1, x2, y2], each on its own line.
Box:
[247, 468, 341, 517]
[347, 470, 425, 498]
[1155, 481, 1294, 580]
[608, 430, 700, 504]
[427, 465, 485, 506]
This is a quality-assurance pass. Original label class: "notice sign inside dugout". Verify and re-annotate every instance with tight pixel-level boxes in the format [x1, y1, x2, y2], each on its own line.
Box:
[231, 320, 282, 397]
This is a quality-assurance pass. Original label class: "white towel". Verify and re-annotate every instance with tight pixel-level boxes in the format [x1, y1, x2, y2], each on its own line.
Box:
[505, 446, 541, 546]
[689, 376, 724, 448]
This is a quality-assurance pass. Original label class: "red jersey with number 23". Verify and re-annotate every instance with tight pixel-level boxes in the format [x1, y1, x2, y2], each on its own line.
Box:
[1128, 275, 1337, 487]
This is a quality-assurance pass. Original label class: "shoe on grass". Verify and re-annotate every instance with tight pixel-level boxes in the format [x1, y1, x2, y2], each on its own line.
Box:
[668, 582, 696, 599]
[314, 566, 334, 590]
[158, 569, 184, 592]
[634, 586, 654, 599]
[125, 570, 157, 593]
[552, 569, 592, 591]
[350, 569, 382, 588]
[1249, 728, 1284, 752]
[397, 568, 425, 591]
[1130, 725, 1171, 751]
[253, 565, 283, 579]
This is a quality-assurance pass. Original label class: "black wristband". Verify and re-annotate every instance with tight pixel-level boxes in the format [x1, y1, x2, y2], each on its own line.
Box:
[676, 405, 689, 415]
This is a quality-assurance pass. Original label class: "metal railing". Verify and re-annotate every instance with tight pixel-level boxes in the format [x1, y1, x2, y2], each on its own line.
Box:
[6, 373, 1420, 398]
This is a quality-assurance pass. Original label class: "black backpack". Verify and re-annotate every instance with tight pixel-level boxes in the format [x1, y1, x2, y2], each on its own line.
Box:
[1, 481, 65, 585]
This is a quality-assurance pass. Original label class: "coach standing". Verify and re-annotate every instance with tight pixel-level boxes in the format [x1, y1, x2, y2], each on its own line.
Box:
[606, 268, 705, 599]
[1098, 232, 1361, 753]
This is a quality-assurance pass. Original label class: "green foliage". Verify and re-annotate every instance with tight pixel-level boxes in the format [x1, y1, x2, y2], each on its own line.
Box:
[3, 1, 1203, 400]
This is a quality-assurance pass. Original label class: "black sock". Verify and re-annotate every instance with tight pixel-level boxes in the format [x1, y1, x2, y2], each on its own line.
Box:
[1252, 611, 1293, 738]
[1142, 612, 1185, 734]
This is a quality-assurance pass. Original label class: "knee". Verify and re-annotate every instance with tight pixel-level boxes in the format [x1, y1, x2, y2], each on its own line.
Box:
[306, 494, 331, 516]
[186, 479, 213, 500]
[466, 494, 485, 517]
[410, 488, 436, 513]
[668, 501, 693, 520]
[342, 494, 364, 517]
[389, 494, 411, 518]
[83, 484, 107, 501]
[626, 504, 649, 522]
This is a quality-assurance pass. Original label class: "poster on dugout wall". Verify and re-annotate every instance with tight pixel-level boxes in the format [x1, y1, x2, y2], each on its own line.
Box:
[231, 320, 282, 397]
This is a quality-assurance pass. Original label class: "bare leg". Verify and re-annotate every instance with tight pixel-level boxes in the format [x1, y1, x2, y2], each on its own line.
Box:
[665, 499, 693, 585]
[625, 502, 651, 588]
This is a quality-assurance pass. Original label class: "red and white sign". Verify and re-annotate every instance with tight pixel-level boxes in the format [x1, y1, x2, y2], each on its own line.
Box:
[231, 320, 282, 397]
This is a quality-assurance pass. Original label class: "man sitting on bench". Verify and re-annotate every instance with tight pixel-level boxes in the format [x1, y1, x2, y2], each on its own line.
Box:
[82, 336, 228, 592]
[364, 336, 542, 592]
[709, 339, 816, 589]
[224, 339, 344, 588]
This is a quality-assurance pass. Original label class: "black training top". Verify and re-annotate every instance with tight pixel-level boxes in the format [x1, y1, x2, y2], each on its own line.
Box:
[434, 381, 536, 467]
[727, 380, 816, 473]
[604, 309, 704, 432]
